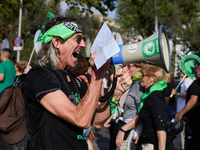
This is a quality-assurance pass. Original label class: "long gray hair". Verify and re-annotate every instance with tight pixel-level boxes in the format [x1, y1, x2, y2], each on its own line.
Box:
[37, 41, 60, 70]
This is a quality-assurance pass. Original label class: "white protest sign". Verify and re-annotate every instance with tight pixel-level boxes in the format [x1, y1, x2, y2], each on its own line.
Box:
[91, 22, 120, 70]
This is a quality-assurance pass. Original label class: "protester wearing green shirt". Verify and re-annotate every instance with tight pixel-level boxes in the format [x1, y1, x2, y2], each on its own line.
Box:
[0, 48, 16, 93]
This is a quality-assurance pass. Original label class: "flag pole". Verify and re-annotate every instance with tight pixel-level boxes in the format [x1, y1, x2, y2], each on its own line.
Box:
[27, 46, 35, 67]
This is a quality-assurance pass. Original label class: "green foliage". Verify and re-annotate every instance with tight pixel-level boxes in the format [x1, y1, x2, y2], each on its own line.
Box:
[117, 0, 200, 38]
[116, 0, 200, 71]
[65, 0, 116, 15]
[0, 0, 61, 65]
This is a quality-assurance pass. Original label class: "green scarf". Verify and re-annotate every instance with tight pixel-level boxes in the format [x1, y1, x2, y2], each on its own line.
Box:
[107, 97, 120, 114]
[131, 72, 142, 84]
[138, 80, 167, 113]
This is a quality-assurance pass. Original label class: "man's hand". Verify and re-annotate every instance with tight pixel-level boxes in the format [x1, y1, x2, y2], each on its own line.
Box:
[112, 66, 132, 100]
[89, 51, 110, 80]
[117, 66, 132, 91]
[116, 130, 125, 148]
[133, 135, 140, 144]
[175, 112, 183, 121]
[171, 88, 177, 96]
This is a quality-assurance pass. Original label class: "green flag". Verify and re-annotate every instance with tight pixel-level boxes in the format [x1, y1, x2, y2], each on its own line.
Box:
[37, 12, 55, 43]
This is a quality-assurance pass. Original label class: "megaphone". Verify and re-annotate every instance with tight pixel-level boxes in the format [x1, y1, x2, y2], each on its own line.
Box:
[111, 25, 171, 73]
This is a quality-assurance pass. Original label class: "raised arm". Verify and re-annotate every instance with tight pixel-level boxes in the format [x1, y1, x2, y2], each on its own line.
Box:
[92, 66, 132, 129]
[40, 52, 110, 129]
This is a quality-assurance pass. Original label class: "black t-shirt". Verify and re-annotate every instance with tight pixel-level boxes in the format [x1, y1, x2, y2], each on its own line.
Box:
[163, 83, 175, 104]
[139, 86, 168, 149]
[185, 78, 200, 120]
[23, 65, 88, 150]
[184, 78, 200, 150]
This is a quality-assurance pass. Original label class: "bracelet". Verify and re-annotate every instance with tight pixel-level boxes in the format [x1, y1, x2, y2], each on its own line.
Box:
[119, 127, 126, 133]
[178, 93, 180, 96]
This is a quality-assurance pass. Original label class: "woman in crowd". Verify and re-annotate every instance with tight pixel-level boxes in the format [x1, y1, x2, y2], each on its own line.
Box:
[116, 65, 168, 150]
[115, 63, 144, 150]
[15, 60, 26, 76]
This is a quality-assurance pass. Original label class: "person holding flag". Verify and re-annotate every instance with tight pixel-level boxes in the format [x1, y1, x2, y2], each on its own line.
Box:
[175, 65, 200, 150]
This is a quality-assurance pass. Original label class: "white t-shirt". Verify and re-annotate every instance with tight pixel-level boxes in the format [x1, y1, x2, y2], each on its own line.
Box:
[177, 77, 194, 113]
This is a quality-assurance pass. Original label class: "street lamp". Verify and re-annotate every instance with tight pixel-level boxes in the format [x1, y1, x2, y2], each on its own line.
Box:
[153, 0, 158, 32]
[17, 0, 23, 62]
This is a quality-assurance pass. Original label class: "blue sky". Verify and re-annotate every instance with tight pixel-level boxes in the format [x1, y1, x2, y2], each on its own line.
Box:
[60, 1, 117, 19]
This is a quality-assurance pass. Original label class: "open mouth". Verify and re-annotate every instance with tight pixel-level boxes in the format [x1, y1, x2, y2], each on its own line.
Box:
[72, 51, 79, 58]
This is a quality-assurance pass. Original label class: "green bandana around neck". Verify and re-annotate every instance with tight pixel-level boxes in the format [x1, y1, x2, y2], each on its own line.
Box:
[131, 71, 142, 84]
[138, 80, 167, 113]
[41, 22, 83, 44]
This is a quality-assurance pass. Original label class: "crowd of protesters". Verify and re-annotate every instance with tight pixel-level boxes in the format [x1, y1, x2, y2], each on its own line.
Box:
[0, 15, 200, 150]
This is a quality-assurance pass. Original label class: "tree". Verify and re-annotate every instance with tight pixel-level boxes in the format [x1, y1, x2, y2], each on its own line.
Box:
[116, 0, 200, 72]
[116, 0, 200, 38]
[20, 0, 61, 64]
[0, 0, 61, 65]
[64, 0, 116, 15]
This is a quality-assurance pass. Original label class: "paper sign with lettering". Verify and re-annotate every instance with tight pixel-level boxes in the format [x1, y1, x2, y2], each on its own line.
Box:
[91, 22, 120, 70]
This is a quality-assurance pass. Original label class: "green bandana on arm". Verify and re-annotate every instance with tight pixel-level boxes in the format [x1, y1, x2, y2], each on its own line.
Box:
[41, 22, 83, 44]
[138, 80, 167, 113]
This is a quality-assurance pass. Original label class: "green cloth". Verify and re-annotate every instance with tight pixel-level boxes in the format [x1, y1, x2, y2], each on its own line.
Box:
[41, 22, 83, 44]
[138, 80, 167, 113]
[131, 71, 142, 84]
[0, 60, 16, 92]
[107, 97, 120, 115]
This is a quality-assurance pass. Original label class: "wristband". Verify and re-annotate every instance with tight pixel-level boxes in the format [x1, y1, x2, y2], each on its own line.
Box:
[108, 96, 120, 106]
[119, 127, 126, 133]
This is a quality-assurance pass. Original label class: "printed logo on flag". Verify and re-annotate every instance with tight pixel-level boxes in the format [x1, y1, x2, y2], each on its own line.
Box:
[142, 38, 160, 58]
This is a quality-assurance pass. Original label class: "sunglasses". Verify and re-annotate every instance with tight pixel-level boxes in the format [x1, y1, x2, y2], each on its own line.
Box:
[141, 73, 148, 78]
[71, 35, 84, 44]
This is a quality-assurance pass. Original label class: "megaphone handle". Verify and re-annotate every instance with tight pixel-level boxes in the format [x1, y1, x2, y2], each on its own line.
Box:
[170, 74, 187, 98]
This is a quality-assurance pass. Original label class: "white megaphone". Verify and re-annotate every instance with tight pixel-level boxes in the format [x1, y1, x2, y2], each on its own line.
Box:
[111, 25, 171, 73]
